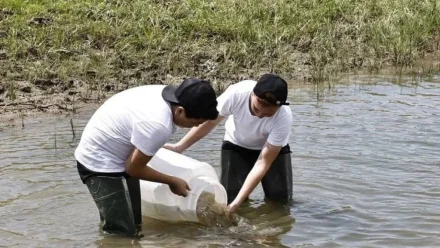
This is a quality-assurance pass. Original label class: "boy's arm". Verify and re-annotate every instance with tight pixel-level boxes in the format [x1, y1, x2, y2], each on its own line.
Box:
[164, 115, 225, 153]
[125, 148, 191, 197]
[227, 142, 282, 214]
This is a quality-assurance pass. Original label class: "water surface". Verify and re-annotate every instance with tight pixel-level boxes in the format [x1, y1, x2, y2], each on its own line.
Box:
[1, 74, 439, 247]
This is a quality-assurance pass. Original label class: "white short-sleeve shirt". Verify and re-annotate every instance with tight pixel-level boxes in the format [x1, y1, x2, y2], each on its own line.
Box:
[75, 85, 176, 173]
[217, 80, 292, 150]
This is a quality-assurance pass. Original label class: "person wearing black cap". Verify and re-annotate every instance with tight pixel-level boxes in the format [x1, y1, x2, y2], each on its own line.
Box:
[164, 73, 293, 215]
[74, 78, 218, 236]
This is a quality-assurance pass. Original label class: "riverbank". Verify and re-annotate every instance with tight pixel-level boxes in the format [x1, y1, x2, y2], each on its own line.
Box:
[0, 0, 439, 121]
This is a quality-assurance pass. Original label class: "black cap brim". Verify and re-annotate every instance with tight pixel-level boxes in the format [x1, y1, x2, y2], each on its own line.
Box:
[162, 85, 179, 103]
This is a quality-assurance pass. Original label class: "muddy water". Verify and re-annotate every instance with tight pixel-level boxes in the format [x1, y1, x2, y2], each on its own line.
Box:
[196, 191, 239, 227]
[1, 74, 439, 247]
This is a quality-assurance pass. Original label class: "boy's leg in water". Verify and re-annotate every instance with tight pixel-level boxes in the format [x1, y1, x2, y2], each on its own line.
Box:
[85, 176, 139, 236]
[261, 145, 293, 202]
[126, 177, 142, 226]
[220, 142, 257, 204]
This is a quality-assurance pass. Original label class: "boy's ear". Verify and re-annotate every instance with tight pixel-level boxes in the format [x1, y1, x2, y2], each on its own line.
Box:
[175, 106, 185, 116]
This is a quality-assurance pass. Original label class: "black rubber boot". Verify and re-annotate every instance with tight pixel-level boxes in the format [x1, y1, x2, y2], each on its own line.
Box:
[261, 153, 293, 202]
[85, 176, 139, 236]
[220, 149, 253, 204]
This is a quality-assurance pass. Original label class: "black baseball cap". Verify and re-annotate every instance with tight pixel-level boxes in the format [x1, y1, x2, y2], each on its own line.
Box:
[162, 78, 219, 120]
[253, 74, 289, 106]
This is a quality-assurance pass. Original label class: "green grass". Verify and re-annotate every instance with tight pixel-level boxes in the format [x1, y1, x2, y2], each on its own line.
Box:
[0, 0, 439, 97]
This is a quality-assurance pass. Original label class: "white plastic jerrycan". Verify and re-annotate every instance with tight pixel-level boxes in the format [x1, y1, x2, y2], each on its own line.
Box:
[140, 148, 227, 223]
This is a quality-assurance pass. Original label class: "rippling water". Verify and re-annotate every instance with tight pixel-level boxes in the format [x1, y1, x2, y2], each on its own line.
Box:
[1, 74, 439, 247]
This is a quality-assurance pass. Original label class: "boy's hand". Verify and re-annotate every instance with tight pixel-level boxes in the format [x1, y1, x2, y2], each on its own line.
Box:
[227, 201, 240, 216]
[168, 176, 191, 197]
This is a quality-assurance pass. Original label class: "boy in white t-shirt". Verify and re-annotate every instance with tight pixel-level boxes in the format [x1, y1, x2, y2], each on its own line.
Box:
[164, 74, 293, 215]
[74, 78, 218, 236]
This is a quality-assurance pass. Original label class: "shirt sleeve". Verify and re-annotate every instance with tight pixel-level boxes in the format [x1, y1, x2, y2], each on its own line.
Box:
[130, 121, 172, 156]
[216, 84, 236, 117]
[267, 108, 293, 147]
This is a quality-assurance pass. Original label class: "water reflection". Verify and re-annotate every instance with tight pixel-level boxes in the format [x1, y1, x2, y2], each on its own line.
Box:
[95, 234, 143, 248]
[1, 74, 439, 247]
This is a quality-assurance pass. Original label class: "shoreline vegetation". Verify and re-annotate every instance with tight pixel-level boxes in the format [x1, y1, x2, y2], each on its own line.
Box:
[0, 0, 439, 120]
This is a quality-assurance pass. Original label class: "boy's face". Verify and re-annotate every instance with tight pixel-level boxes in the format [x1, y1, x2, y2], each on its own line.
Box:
[250, 93, 280, 118]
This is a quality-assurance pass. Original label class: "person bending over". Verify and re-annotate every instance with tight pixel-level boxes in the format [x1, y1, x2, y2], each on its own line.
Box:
[75, 78, 219, 236]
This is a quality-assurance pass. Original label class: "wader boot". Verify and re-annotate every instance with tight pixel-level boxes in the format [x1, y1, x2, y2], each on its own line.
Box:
[261, 152, 293, 202]
[221, 142, 293, 203]
[220, 149, 253, 204]
[85, 176, 141, 236]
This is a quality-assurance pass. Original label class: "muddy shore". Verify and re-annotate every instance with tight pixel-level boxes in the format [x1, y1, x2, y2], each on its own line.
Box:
[0, 50, 313, 126]
[1, 52, 439, 129]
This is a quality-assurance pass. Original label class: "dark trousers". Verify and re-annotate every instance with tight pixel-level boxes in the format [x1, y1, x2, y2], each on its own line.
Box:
[77, 161, 142, 236]
[220, 141, 293, 203]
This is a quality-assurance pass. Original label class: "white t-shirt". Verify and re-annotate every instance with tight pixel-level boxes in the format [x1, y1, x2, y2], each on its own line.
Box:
[217, 80, 292, 150]
[75, 85, 176, 173]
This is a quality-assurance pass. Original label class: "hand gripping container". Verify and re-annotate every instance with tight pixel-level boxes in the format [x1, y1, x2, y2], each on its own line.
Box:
[140, 148, 227, 223]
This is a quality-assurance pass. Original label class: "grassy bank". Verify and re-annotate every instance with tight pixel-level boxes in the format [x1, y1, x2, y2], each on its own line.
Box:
[0, 0, 439, 104]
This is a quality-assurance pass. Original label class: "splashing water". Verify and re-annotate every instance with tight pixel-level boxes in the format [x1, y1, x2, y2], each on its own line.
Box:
[196, 191, 240, 227]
